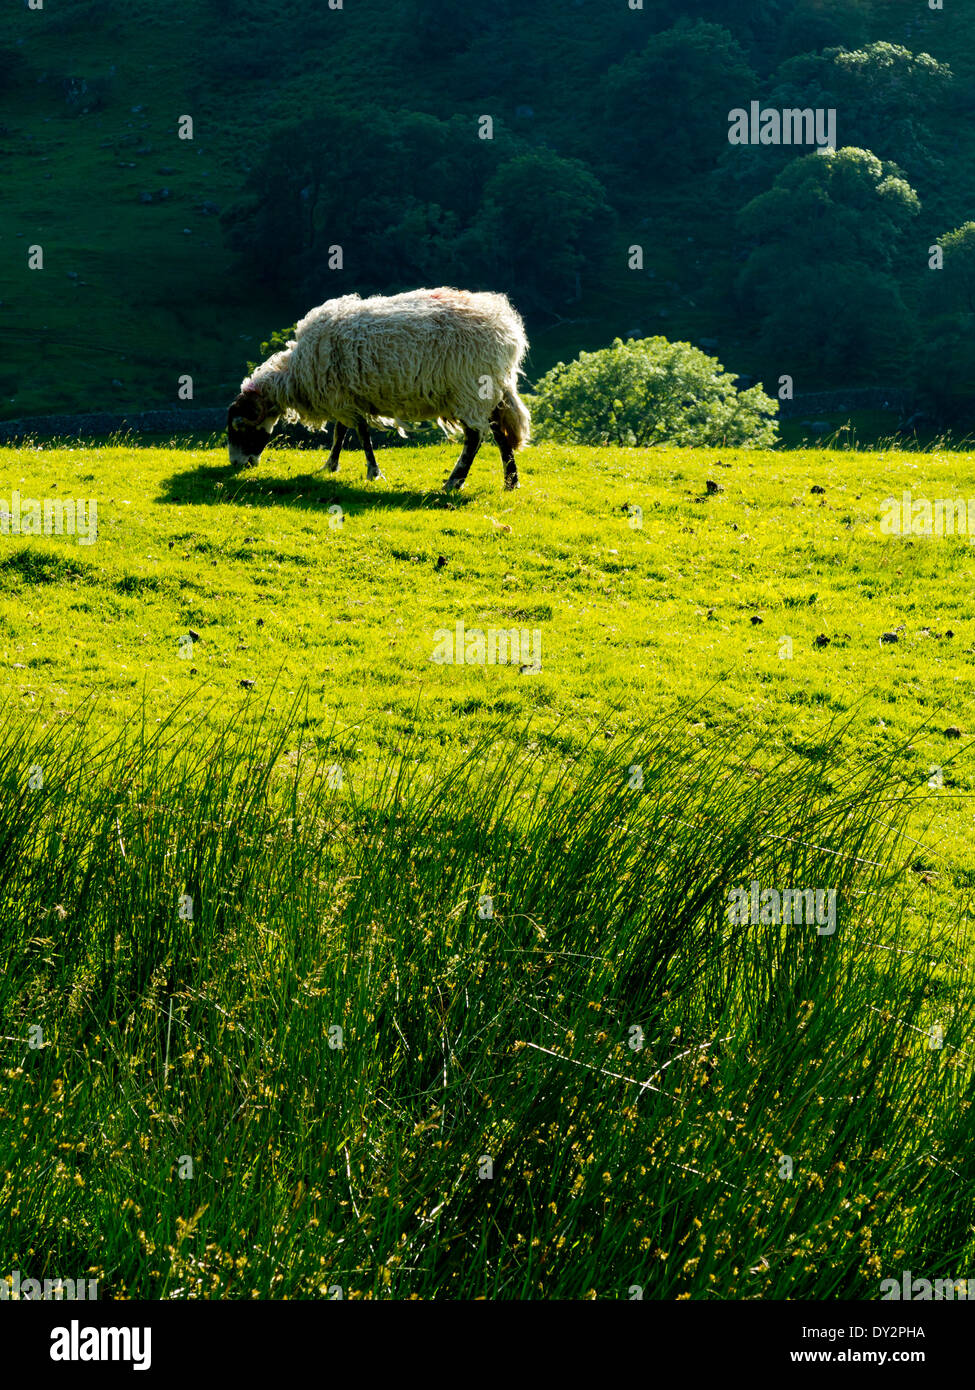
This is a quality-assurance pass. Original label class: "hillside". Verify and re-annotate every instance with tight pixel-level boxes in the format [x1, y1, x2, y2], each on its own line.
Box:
[3, 0, 975, 422]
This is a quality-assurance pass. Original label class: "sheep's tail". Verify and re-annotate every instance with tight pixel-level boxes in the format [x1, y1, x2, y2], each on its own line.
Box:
[497, 386, 531, 451]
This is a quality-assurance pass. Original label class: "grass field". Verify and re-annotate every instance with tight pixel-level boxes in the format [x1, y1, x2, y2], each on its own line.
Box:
[2, 436, 975, 1297]
[3, 436, 974, 857]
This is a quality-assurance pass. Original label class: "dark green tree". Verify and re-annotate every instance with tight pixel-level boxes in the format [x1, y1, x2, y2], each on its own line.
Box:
[776, 0, 872, 58]
[223, 107, 517, 303]
[737, 146, 919, 297]
[916, 225, 975, 425]
[769, 42, 952, 174]
[755, 264, 915, 384]
[595, 21, 757, 182]
[466, 149, 615, 310]
[915, 314, 975, 428]
[926, 223, 975, 315]
[737, 148, 919, 383]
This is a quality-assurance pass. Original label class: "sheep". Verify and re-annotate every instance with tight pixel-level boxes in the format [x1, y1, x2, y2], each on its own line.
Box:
[227, 288, 531, 490]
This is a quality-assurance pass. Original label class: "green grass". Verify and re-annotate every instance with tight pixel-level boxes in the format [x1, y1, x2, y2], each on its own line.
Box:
[2, 686, 974, 1299]
[2, 437, 975, 1297]
[2, 438, 974, 872]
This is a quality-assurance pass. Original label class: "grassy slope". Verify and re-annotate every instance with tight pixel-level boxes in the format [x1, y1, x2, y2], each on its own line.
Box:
[4, 0, 975, 420]
[3, 5, 256, 415]
[2, 437, 973, 910]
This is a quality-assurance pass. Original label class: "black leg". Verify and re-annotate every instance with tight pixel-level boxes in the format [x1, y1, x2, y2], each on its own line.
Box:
[444, 425, 482, 490]
[312, 421, 346, 475]
[490, 406, 519, 490]
[356, 416, 384, 480]
[326, 421, 346, 472]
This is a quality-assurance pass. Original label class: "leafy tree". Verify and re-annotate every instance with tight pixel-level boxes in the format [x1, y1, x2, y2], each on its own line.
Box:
[737, 148, 918, 382]
[769, 42, 952, 174]
[915, 313, 975, 428]
[224, 107, 516, 302]
[916, 225, 975, 425]
[227, 109, 613, 316]
[595, 21, 757, 181]
[776, 0, 872, 59]
[466, 150, 615, 310]
[926, 222, 975, 315]
[737, 146, 919, 306]
[528, 337, 779, 448]
[675, 0, 870, 59]
[247, 323, 295, 378]
[755, 263, 915, 383]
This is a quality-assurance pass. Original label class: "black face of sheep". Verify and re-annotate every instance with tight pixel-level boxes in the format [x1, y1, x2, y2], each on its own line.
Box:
[227, 390, 279, 468]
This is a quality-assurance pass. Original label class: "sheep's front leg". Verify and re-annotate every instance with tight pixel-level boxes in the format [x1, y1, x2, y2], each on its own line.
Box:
[444, 426, 482, 491]
[356, 416, 385, 481]
[311, 422, 347, 474]
[326, 421, 346, 472]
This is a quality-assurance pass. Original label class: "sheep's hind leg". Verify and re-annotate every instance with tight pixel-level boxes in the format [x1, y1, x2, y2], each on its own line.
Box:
[356, 416, 385, 481]
[490, 406, 519, 490]
[444, 426, 482, 491]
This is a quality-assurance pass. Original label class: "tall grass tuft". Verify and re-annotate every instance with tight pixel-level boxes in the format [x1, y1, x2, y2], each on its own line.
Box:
[0, 690, 972, 1299]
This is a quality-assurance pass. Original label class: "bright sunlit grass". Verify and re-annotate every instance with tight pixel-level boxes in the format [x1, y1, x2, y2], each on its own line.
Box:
[1, 437, 974, 1297]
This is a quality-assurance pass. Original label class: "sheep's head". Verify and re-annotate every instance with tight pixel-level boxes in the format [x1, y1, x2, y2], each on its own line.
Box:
[227, 386, 280, 468]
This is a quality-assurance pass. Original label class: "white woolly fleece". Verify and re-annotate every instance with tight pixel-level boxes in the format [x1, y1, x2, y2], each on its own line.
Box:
[243, 288, 530, 441]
